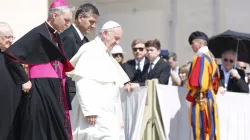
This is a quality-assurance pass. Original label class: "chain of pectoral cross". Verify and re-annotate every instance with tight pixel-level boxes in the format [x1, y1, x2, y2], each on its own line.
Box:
[53, 61, 59, 72]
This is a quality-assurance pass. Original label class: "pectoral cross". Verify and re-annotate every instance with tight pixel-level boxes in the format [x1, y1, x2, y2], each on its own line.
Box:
[53, 61, 59, 72]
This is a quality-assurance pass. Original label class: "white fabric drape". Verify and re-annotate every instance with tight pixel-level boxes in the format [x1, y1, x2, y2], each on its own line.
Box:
[120, 87, 147, 140]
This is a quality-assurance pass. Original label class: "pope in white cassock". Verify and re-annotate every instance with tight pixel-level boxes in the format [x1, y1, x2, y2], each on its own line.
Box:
[67, 21, 130, 140]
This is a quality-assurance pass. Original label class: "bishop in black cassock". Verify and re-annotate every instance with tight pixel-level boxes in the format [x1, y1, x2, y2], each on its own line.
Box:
[4, 1, 74, 139]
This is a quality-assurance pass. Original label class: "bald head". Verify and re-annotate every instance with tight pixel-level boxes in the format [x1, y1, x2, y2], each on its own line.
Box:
[99, 21, 123, 50]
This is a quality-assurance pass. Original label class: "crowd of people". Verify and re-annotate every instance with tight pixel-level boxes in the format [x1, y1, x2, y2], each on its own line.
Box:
[0, 0, 250, 140]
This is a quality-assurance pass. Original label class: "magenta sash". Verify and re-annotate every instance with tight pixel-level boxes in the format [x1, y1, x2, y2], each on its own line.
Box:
[29, 61, 65, 79]
[28, 61, 72, 139]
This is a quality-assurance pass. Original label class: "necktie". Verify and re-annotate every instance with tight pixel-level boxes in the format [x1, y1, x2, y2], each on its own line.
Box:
[137, 62, 141, 72]
[147, 63, 154, 79]
[149, 63, 154, 73]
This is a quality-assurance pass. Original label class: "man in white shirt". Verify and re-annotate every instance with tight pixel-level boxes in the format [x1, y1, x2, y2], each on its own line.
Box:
[145, 39, 171, 84]
[67, 21, 130, 140]
[61, 3, 99, 103]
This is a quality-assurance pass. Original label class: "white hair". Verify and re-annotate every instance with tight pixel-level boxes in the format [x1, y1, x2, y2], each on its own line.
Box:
[48, 6, 75, 16]
[99, 28, 113, 35]
[0, 22, 11, 35]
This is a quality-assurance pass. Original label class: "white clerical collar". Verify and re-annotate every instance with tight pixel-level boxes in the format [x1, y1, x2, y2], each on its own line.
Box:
[72, 24, 84, 40]
[135, 57, 145, 65]
[196, 46, 209, 56]
[151, 56, 160, 65]
[95, 36, 109, 52]
[45, 21, 57, 34]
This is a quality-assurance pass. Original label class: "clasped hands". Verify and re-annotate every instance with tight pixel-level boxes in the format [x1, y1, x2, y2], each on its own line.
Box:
[86, 115, 97, 125]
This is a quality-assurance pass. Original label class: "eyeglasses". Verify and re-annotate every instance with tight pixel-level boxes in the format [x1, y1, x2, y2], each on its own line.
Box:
[1, 35, 15, 40]
[112, 53, 123, 57]
[223, 58, 234, 63]
[132, 48, 144, 52]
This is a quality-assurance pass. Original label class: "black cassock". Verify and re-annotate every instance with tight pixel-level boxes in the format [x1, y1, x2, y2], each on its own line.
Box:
[5, 22, 74, 140]
[0, 51, 22, 140]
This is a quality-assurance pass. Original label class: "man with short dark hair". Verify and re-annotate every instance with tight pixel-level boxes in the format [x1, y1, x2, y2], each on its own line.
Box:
[61, 3, 99, 59]
[145, 39, 171, 84]
[186, 31, 220, 140]
[61, 3, 99, 102]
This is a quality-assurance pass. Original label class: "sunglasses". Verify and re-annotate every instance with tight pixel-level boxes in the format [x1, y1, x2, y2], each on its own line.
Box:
[132, 48, 144, 52]
[112, 53, 123, 57]
[223, 58, 234, 63]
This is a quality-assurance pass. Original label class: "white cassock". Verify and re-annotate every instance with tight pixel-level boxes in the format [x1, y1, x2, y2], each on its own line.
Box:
[67, 36, 130, 140]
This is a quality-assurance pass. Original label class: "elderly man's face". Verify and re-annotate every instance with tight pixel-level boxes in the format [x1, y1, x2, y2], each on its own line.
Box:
[0, 28, 14, 51]
[53, 9, 73, 32]
[222, 52, 236, 71]
[104, 27, 123, 50]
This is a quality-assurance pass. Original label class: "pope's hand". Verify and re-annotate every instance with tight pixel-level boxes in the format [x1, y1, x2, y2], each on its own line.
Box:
[130, 83, 140, 90]
[124, 83, 132, 92]
[22, 80, 32, 93]
[218, 86, 226, 94]
[87, 115, 97, 125]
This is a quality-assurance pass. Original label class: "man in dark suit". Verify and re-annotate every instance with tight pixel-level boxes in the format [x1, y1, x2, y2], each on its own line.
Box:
[61, 3, 99, 102]
[122, 39, 149, 88]
[61, 3, 99, 59]
[218, 50, 249, 93]
[144, 39, 171, 84]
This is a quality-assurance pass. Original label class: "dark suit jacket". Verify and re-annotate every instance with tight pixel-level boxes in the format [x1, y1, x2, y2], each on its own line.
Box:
[219, 65, 249, 93]
[145, 58, 171, 85]
[61, 25, 89, 60]
[61, 25, 89, 102]
[121, 58, 150, 86]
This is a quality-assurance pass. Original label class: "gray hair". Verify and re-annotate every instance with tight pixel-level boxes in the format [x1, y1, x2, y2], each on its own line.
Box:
[75, 3, 99, 20]
[99, 28, 114, 35]
[0, 22, 11, 36]
[48, 6, 75, 16]
[168, 52, 177, 61]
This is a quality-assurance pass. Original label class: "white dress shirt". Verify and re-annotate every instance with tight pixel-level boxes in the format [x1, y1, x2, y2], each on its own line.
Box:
[135, 57, 146, 71]
[221, 65, 231, 89]
[196, 46, 209, 56]
[148, 57, 160, 72]
[72, 24, 84, 40]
